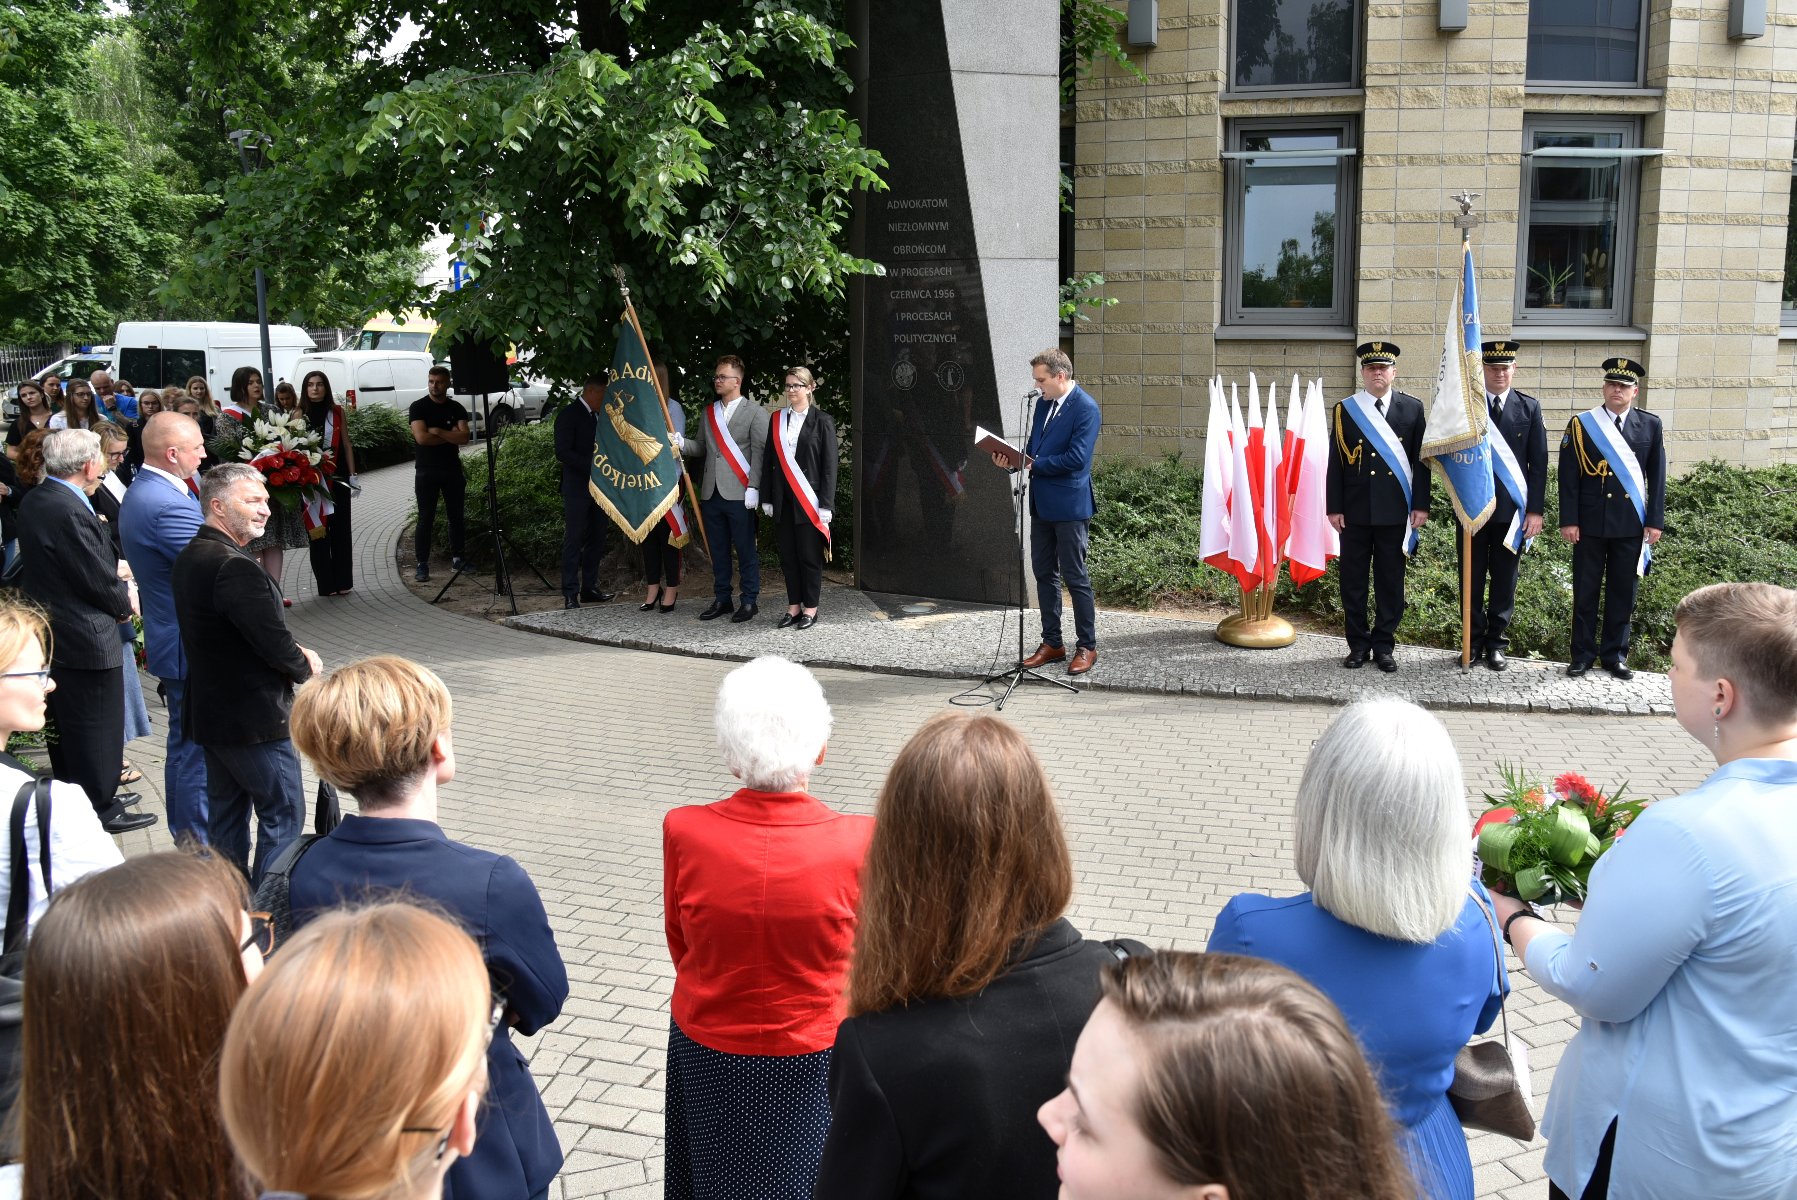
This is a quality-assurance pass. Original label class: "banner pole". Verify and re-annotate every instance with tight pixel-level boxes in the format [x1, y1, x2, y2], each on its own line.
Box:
[1461, 524, 1473, 667]
[613, 266, 712, 561]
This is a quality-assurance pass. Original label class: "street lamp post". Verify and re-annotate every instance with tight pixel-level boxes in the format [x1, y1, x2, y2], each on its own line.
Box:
[226, 118, 275, 392]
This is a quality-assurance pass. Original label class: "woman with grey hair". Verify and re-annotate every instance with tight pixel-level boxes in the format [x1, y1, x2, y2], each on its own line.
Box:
[661, 655, 874, 1200]
[1208, 697, 1505, 1200]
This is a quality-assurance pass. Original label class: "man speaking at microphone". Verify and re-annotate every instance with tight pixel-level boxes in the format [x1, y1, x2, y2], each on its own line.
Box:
[989, 348, 1102, 677]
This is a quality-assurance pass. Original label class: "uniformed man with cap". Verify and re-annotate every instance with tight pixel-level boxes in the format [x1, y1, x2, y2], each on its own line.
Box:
[1465, 339, 1548, 671]
[1326, 341, 1431, 673]
[1558, 357, 1665, 680]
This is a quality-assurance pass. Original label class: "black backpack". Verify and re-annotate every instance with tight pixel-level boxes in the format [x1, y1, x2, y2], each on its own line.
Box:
[0, 775, 51, 1158]
[251, 779, 342, 951]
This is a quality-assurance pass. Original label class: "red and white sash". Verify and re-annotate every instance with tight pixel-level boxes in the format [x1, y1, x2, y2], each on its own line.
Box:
[771, 409, 829, 545]
[706, 401, 752, 488]
[221, 403, 251, 423]
[665, 497, 692, 547]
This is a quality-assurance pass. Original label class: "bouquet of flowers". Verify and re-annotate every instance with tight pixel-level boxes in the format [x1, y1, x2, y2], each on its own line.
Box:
[236, 411, 336, 535]
[1474, 766, 1647, 905]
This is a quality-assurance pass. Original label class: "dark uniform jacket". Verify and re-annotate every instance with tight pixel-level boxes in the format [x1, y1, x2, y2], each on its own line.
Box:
[758, 407, 840, 523]
[1326, 390, 1432, 526]
[1558, 407, 1667, 536]
[552, 399, 599, 501]
[1488, 389, 1549, 523]
[18, 481, 131, 671]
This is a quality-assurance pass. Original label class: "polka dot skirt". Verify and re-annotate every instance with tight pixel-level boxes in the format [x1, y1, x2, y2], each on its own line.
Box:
[664, 1020, 834, 1200]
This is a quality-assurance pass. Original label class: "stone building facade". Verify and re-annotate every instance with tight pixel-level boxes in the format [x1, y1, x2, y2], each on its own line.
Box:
[1069, 0, 1797, 469]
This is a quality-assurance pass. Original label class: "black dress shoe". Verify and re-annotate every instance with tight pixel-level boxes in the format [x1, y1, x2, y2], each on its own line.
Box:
[699, 600, 734, 621]
[563, 595, 580, 610]
[414, 564, 430, 582]
[794, 614, 817, 630]
[659, 600, 677, 613]
[579, 589, 615, 603]
[1566, 661, 1591, 677]
[116, 790, 142, 808]
[1374, 651, 1398, 673]
[730, 603, 759, 623]
[1342, 649, 1369, 669]
[639, 600, 659, 612]
[1487, 649, 1509, 672]
[101, 810, 158, 834]
[777, 612, 798, 629]
[1603, 660, 1635, 681]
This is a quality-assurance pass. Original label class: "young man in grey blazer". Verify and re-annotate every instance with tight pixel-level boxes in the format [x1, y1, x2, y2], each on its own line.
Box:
[675, 355, 770, 622]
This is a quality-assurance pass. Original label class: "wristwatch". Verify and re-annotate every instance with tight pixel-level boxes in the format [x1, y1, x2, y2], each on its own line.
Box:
[1502, 906, 1543, 947]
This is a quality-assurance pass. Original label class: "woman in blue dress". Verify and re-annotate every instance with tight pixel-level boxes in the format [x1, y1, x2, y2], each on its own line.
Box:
[1208, 697, 1505, 1200]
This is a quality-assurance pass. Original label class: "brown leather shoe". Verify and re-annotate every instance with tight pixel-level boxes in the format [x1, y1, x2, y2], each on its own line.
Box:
[1021, 643, 1067, 668]
[1067, 647, 1098, 676]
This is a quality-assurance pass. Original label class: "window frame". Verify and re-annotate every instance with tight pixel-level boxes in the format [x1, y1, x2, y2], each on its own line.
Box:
[1783, 158, 1797, 330]
[1513, 114, 1642, 328]
[1222, 116, 1359, 329]
[1227, 0, 1362, 95]
[1524, 0, 1650, 90]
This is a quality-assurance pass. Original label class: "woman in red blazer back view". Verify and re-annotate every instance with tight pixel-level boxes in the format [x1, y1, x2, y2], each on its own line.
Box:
[662, 655, 873, 1200]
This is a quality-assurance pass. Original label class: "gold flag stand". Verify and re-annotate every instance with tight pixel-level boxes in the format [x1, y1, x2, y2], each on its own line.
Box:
[1216, 582, 1296, 648]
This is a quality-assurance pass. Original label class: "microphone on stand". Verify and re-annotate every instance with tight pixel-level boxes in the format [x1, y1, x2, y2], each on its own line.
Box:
[1024, 387, 1043, 402]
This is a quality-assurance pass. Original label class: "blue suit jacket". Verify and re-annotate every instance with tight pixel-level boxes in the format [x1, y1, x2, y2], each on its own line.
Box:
[118, 469, 202, 681]
[1024, 384, 1100, 523]
[289, 817, 570, 1200]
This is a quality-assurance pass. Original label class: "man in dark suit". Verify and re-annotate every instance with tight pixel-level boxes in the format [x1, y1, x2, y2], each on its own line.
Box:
[1559, 357, 1666, 680]
[1465, 340, 1549, 671]
[1004, 347, 1102, 677]
[1326, 340, 1432, 673]
[173, 462, 322, 882]
[18, 429, 157, 833]
[677, 354, 771, 623]
[118, 413, 210, 840]
[552, 376, 616, 609]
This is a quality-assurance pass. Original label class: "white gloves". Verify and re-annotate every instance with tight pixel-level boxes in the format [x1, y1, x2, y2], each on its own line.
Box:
[819, 509, 832, 527]
[761, 503, 774, 517]
[347, 474, 362, 496]
[670, 430, 684, 451]
[743, 487, 758, 510]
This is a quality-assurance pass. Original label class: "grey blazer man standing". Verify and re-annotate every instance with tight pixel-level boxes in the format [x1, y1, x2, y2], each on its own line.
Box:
[676, 355, 770, 622]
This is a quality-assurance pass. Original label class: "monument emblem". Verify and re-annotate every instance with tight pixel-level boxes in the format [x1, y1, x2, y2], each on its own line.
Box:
[892, 353, 917, 391]
[935, 360, 964, 391]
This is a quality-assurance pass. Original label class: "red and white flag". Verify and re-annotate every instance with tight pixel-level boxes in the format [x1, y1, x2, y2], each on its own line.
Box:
[1279, 375, 1304, 558]
[1225, 384, 1260, 588]
[1287, 379, 1339, 586]
[1199, 378, 1233, 570]
[1259, 383, 1284, 586]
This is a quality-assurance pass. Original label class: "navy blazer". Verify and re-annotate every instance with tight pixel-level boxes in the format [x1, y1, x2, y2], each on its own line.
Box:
[1325, 391, 1434, 526]
[1024, 385, 1100, 524]
[1487, 389, 1549, 523]
[118, 469, 204, 681]
[18, 481, 132, 670]
[553, 399, 599, 500]
[289, 816, 570, 1200]
[1558, 407, 1668, 537]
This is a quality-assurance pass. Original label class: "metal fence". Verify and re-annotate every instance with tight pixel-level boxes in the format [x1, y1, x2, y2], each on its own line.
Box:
[0, 343, 68, 388]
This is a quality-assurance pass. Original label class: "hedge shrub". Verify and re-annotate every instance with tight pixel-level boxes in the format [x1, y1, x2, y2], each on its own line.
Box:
[347, 404, 415, 471]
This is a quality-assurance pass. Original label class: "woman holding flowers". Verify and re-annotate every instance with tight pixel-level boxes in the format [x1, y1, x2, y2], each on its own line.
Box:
[299, 370, 357, 596]
[1208, 698, 1505, 1200]
[215, 366, 298, 599]
[1495, 581, 1797, 1200]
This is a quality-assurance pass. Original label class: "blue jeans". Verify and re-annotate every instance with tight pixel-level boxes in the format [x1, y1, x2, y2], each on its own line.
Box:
[159, 677, 209, 843]
[1030, 518, 1096, 651]
[204, 738, 303, 886]
[700, 494, 759, 606]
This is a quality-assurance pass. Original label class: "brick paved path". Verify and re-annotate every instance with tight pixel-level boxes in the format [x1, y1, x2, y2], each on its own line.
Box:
[114, 460, 1713, 1199]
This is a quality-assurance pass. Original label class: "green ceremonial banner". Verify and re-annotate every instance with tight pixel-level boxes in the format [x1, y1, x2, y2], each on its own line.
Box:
[588, 313, 689, 546]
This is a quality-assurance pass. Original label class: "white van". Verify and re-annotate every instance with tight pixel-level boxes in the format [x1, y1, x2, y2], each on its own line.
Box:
[112, 322, 316, 392]
[289, 350, 436, 413]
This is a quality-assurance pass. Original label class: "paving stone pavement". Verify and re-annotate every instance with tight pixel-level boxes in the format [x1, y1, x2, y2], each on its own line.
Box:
[109, 458, 1713, 1199]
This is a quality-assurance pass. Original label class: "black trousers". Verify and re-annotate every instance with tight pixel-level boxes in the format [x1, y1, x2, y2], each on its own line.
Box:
[1339, 522, 1408, 653]
[414, 468, 466, 564]
[560, 488, 606, 595]
[46, 662, 123, 819]
[308, 479, 354, 594]
[641, 520, 682, 587]
[1548, 1118, 1616, 1200]
[1571, 534, 1642, 665]
[1460, 519, 1523, 653]
[775, 510, 826, 609]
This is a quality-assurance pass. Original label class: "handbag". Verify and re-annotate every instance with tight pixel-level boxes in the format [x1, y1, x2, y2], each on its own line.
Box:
[1448, 887, 1536, 1141]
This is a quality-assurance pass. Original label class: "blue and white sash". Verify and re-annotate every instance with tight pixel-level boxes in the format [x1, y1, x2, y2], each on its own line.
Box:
[1343, 392, 1418, 556]
[1486, 403, 1529, 554]
[1577, 405, 1652, 576]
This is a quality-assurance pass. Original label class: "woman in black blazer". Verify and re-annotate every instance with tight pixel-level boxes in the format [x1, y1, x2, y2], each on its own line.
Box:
[758, 367, 836, 629]
[812, 711, 1116, 1200]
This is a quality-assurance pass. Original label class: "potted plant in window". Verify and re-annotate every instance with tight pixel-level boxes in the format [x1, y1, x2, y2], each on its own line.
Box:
[1567, 248, 1608, 307]
[1529, 257, 1575, 308]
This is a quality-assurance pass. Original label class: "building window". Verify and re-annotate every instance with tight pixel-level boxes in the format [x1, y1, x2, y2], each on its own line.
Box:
[1527, 0, 1647, 87]
[1231, 0, 1358, 91]
[1224, 119, 1357, 326]
[1515, 117, 1640, 326]
[1784, 160, 1797, 328]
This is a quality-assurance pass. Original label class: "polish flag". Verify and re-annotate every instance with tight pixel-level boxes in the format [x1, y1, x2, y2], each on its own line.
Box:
[1225, 385, 1260, 588]
[1279, 375, 1304, 558]
[1287, 379, 1339, 586]
[1199, 378, 1234, 571]
[1260, 384, 1284, 586]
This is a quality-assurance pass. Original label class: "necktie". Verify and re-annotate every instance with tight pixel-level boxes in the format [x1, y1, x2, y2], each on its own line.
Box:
[1614, 414, 1624, 436]
[1489, 395, 1502, 424]
[185, 476, 200, 496]
[1375, 397, 1385, 417]
[1045, 399, 1060, 425]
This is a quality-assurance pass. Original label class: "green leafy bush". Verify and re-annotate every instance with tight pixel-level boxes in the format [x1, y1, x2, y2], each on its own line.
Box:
[1090, 456, 1797, 670]
[347, 404, 415, 471]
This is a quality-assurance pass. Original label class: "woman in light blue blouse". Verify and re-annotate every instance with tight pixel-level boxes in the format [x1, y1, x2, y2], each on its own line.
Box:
[1208, 697, 1505, 1200]
[1496, 581, 1797, 1200]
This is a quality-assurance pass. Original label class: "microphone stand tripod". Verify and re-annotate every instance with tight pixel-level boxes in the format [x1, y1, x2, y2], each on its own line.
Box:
[431, 391, 552, 614]
[983, 387, 1080, 710]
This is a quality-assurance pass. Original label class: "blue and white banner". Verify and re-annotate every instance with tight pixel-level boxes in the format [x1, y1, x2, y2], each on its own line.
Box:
[1488, 423, 1529, 553]
[1577, 406, 1653, 576]
[1343, 392, 1419, 556]
[1424, 238, 1496, 536]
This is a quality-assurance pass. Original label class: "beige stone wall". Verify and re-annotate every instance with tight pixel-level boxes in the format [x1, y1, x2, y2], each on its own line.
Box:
[1072, 0, 1797, 468]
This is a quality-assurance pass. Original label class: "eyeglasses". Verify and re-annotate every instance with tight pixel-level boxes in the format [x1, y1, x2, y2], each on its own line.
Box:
[712, 374, 740, 382]
[107, 450, 127, 462]
[401, 995, 506, 1161]
[241, 911, 274, 956]
[0, 670, 51, 688]
[783, 383, 809, 391]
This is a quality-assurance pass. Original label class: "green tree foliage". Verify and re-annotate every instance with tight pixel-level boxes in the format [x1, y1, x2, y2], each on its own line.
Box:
[0, 0, 207, 341]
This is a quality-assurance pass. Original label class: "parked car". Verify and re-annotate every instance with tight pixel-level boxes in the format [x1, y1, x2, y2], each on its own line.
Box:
[5, 348, 114, 422]
[112, 322, 316, 393]
[462, 374, 555, 437]
[289, 350, 436, 413]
